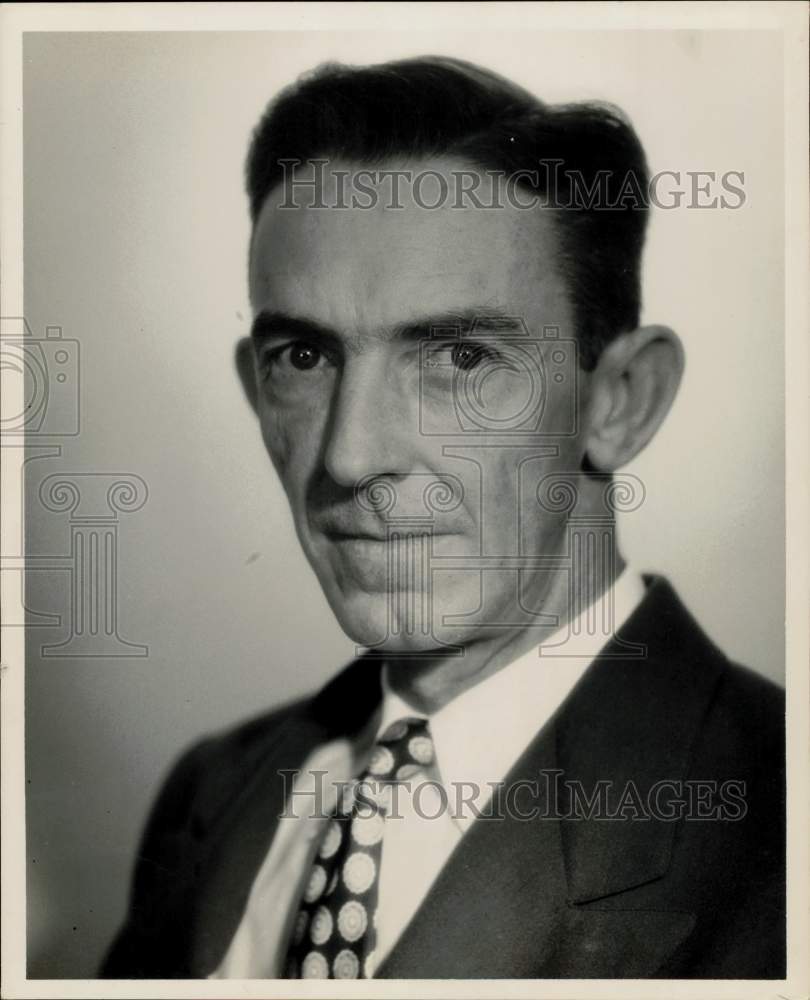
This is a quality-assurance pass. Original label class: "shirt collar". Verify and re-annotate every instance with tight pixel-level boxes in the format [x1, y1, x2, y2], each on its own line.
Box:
[377, 567, 646, 831]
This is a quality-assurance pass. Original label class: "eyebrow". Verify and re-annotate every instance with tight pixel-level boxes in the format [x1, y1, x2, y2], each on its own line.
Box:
[251, 311, 337, 344]
[250, 308, 527, 344]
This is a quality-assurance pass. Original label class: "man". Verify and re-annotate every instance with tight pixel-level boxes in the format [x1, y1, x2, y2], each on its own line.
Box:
[102, 56, 784, 979]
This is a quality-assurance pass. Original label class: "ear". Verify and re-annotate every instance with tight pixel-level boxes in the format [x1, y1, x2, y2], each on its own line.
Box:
[584, 325, 684, 472]
[235, 337, 259, 414]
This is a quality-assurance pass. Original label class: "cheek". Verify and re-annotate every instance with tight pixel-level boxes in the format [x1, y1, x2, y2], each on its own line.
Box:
[258, 406, 291, 477]
[258, 404, 317, 485]
[475, 443, 580, 548]
[259, 390, 335, 499]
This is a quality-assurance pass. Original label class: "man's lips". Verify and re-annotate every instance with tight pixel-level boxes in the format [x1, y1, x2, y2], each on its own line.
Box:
[316, 524, 459, 543]
[321, 527, 389, 543]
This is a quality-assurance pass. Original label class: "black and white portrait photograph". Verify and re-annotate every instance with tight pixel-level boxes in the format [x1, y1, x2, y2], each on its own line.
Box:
[1, 3, 807, 999]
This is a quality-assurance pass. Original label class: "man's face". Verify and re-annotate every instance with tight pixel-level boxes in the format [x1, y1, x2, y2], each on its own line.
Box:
[247, 159, 589, 652]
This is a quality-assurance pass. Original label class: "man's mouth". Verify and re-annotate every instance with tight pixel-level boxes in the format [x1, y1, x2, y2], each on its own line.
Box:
[312, 515, 463, 554]
[322, 527, 389, 543]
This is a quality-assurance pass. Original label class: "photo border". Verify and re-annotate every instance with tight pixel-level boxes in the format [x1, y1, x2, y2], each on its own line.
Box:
[2, 3, 807, 999]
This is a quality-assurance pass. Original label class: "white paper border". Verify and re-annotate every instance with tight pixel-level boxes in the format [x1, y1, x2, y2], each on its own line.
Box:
[1, 4, 807, 999]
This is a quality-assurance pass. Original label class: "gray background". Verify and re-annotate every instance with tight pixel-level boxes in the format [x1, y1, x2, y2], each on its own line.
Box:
[22, 30, 784, 977]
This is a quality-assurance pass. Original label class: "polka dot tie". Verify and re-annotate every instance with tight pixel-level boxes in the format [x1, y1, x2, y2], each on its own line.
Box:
[284, 716, 434, 979]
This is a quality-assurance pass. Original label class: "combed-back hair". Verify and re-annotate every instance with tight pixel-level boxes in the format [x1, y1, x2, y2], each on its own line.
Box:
[245, 56, 650, 369]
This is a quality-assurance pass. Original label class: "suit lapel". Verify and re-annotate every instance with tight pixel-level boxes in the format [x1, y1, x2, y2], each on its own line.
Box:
[555, 575, 728, 906]
[187, 657, 384, 976]
[379, 576, 727, 978]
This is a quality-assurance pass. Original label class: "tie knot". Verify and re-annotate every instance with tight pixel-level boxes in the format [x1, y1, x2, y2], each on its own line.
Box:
[367, 716, 434, 782]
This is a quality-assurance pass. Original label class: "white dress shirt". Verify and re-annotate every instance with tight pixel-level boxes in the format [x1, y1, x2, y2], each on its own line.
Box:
[212, 568, 646, 978]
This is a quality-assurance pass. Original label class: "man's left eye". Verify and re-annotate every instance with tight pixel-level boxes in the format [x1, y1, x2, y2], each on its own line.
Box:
[451, 342, 494, 370]
[424, 341, 496, 372]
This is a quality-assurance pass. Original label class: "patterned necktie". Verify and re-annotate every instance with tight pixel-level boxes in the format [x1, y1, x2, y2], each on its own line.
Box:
[285, 716, 434, 979]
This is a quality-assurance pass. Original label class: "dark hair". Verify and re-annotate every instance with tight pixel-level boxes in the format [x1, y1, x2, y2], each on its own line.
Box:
[245, 56, 650, 370]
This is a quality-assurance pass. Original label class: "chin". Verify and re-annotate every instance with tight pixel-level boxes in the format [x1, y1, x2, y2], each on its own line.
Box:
[326, 587, 457, 654]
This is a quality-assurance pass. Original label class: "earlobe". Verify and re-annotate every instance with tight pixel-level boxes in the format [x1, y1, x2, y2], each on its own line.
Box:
[584, 325, 684, 472]
[235, 337, 260, 414]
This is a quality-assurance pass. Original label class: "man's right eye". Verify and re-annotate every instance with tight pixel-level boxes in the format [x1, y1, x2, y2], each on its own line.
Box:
[259, 341, 327, 376]
[287, 343, 322, 371]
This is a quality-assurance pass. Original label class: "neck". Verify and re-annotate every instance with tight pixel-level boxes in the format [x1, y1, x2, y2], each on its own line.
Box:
[385, 552, 627, 715]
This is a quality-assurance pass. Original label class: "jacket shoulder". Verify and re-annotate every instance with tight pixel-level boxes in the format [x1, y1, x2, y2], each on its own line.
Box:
[706, 659, 784, 751]
[99, 692, 315, 977]
[168, 692, 315, 825]
[205, 693, 312, 764]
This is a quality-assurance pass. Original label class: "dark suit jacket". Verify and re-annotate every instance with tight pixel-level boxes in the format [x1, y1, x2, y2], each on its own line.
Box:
[101, 576, 785, 978]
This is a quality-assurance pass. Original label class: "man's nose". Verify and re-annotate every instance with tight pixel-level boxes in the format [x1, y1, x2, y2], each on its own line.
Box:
[322, 362, 413, 487]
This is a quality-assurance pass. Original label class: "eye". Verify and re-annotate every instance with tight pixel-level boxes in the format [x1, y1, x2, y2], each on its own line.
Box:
[259, 340, 328, 378]
[422, 340, 498, 376]
[450, 342, 493, 371]
[288, 342, 322, 371]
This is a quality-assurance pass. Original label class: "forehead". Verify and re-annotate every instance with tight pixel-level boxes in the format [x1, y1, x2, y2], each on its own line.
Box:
[249, 157, 573, 335]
